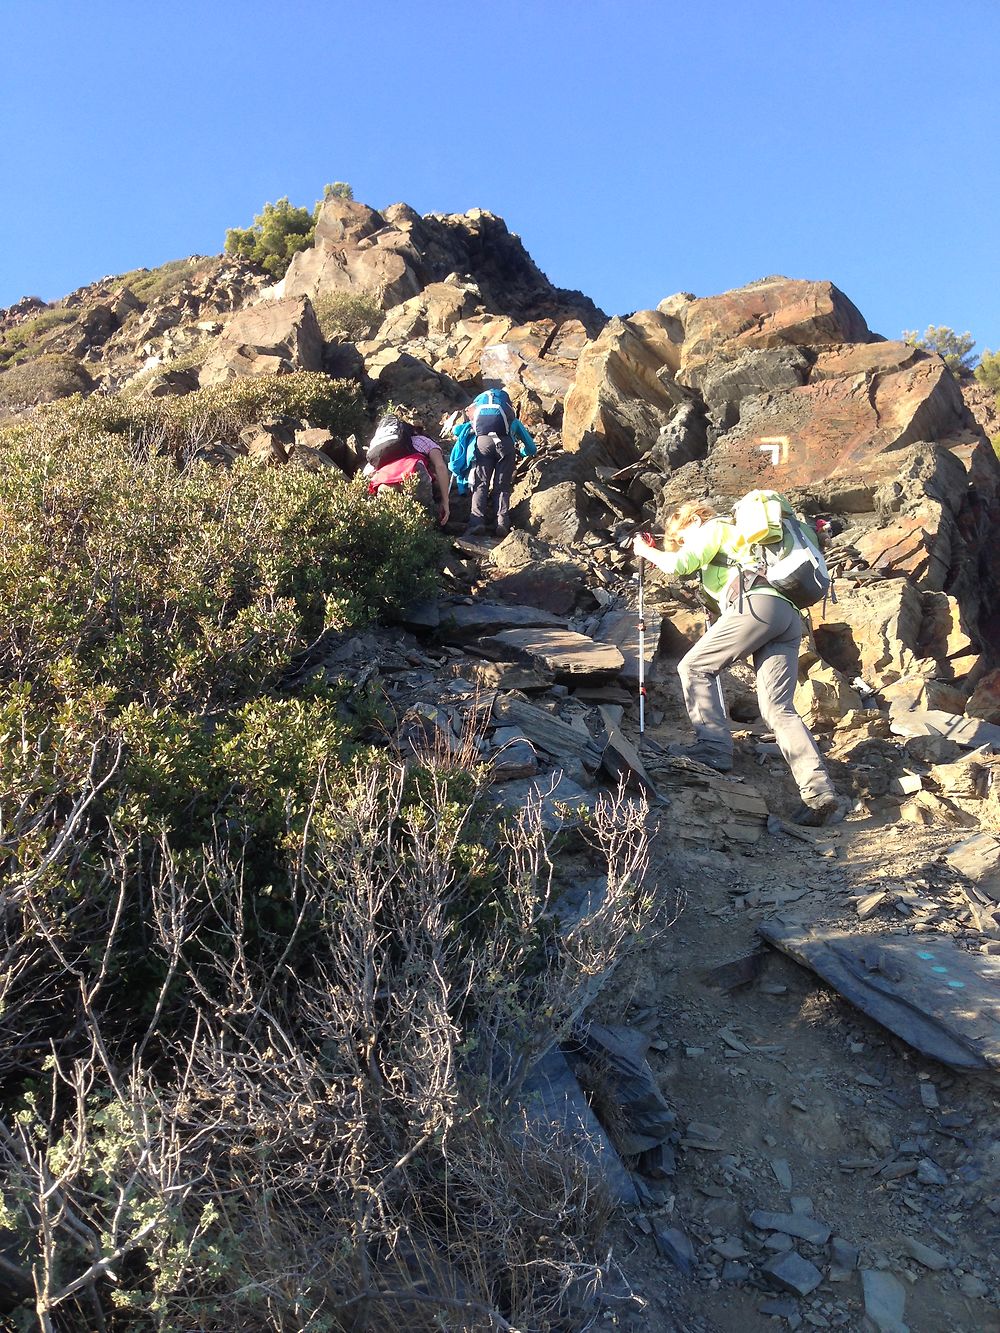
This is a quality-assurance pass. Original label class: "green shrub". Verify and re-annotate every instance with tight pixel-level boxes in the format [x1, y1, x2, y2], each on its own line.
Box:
[225, 197, 317, 279]
[59, 368, 368, 454]
[224, 183, 357, 280]
[0, 422, 439, 712]
[313, 289, 382, 340]
[976, 348, 1000, 394]
[115, 256, 206, 304]
[0, 353, 93, 411]
[902, 324, 977, 373]
[0, 305, 76, 367]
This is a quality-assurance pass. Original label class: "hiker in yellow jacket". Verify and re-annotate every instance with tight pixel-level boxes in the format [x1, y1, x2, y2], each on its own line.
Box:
[634, 500, 845, 827]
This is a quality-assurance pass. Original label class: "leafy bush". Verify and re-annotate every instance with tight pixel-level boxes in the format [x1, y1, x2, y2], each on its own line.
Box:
[976, 348, 1000, 394]
[224, 183, 357, 280]
[902, 324, 977, 373]
[313, 289, 382, 340]
[0, 421, 439, 712]
[225, 197, 318, 279]
[0, 353, 93, 411]
[0, 305, 76, 367]
[60, 368, 368, 456]
[0, 748, 651, 1329]
[0, 355, 654, 1328]
[115, 256, 206, 304]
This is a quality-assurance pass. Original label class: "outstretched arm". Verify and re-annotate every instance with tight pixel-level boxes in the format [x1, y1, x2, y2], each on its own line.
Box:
[633, 522, 723, 577]
[425, 448, 451, 525]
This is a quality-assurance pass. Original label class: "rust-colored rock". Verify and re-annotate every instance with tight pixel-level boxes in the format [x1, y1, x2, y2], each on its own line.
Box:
[563, 311, 683, 465]
[705, 357, 971, 496]
[666, 277, 870, 378]
[967, 669, 1000, 724]
[812, 580, 924, 683]
[882, 676, 970, 716]
[794, 664, 863, 730]
[198, 297, 324, 386]
[917, 591, 976, 670]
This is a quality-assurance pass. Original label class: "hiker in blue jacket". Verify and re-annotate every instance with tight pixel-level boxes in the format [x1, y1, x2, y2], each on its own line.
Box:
[459, 388, 536, 537]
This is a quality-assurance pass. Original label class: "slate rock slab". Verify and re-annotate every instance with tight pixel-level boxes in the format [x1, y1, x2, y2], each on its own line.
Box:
[861, 1269, 909, 1333]
[946, 831, 1000, 903]
[749, 1209, 831, 1245]
[566, 1022, 677, 1157]
[598, 705, 660, 800]
[489, 726, 539, 781]
[653, 1226, 696, 1275]
[482, 627, 625, 683]
[761, 1249, 823, 1296]
[888, 701, 1000, 750]
[440, 601, 566, 638]
[758, 921, 1000, 1071]
[592, 608, 664, 684]
[515, 1049, 638, 1207]
[491, 697, 602, 769]
[493, 770, 599, 833]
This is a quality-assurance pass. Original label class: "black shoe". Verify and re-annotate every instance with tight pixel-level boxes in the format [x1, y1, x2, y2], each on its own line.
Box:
[495, 521, 510, 539]
[789, 796, 847, 827]
[462, 522, 485, 538]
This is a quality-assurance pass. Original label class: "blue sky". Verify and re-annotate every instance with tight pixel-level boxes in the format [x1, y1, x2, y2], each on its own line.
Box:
[3, 0, 998, 352]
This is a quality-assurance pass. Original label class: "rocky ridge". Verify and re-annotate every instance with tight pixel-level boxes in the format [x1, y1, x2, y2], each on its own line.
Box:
[3, 197, 1000, 1331]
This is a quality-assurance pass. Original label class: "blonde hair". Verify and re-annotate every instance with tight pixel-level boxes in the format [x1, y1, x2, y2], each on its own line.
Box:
[661, 500, 717, 552]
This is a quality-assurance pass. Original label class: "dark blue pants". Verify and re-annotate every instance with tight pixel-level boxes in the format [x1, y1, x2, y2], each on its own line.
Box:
[470, 431, 515, 529]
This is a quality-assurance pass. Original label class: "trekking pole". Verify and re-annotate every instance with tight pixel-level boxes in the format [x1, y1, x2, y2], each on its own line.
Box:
[637, 532, 651, 736]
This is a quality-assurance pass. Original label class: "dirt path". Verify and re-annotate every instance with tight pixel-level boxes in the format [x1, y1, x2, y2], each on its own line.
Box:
[591, 674, 1000, 1332]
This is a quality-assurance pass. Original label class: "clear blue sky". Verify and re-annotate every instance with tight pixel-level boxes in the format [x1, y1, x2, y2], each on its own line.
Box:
[3, 0, 998, 351]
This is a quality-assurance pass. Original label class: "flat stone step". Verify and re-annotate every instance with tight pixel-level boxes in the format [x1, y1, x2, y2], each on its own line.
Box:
[481, 627, 625, 683]
[440, 601, 566, 638]
[758, 922, 1000, 1071]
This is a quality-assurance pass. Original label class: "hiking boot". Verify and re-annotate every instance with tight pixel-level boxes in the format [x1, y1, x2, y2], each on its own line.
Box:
[668, 742, 733, 773]
[494, 520, 510, 539]
[789, 795, 847, 827]
[462, 522, 486, 539]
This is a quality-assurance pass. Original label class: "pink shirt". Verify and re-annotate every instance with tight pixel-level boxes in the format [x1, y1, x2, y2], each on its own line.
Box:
[411, 434, 442, 456]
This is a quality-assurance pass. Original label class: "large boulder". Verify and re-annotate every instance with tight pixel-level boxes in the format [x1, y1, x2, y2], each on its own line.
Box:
[693, 345, 811, 433]
[967, 669, 1000, 723]
[794, 664, 863, 730]
[562, 312, 684, 465]
[361, 347, 466, 419]
[852, 443, 968, 589]
[285, 199, 423, 310]
[198, 297, 324, 386]
[812, 580, 925, 683]
[508, 453, 589, 544]
[376, 281, 481, 342]
[479, 319, 590, 425]
[287, 197, 606, 330]
[703, 353, 972, 496]
[664, 277, 870, 378]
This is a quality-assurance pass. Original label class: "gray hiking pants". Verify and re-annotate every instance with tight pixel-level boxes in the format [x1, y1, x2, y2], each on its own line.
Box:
[677, 592, 836, 806]
[470, 432, 515, 528]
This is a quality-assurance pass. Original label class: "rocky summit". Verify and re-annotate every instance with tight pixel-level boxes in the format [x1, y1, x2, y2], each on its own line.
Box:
[3, 198, 1000, 1333]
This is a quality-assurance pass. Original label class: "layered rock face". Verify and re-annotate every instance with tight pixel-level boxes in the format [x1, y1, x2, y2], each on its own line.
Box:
[5, 203, 998, 697]
[562, 274, 1000, 697]
[279, 197, 606, 426]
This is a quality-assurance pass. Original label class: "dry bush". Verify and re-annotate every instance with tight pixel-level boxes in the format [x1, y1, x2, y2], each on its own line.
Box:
[0, 748, 657, 1331]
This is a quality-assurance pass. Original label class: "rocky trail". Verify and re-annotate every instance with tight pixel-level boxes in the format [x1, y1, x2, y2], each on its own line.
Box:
[321, 474, 1000, 1333]
[6, 191, 1000, 1330]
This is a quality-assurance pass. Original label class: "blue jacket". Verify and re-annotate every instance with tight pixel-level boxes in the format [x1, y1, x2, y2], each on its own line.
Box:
[448, 415, 537, 493]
